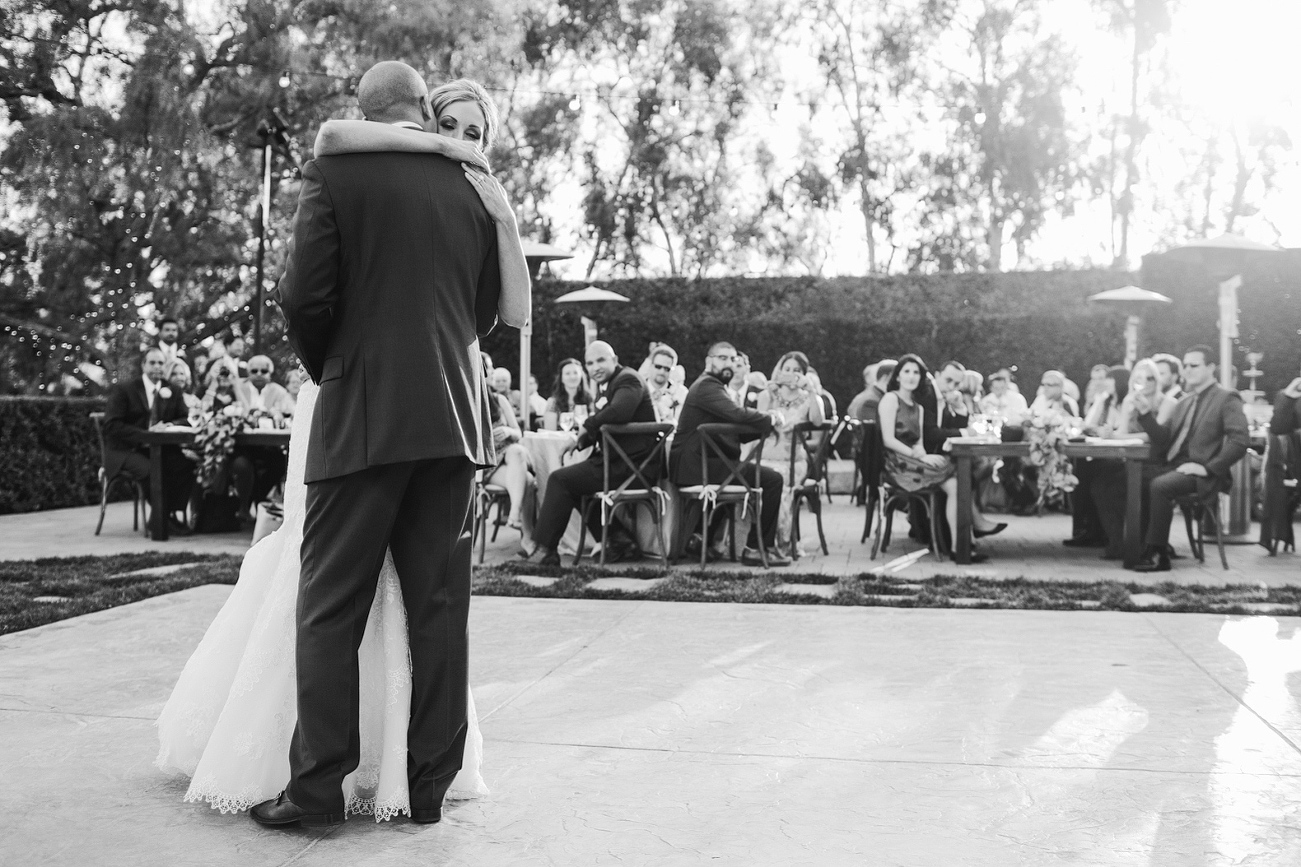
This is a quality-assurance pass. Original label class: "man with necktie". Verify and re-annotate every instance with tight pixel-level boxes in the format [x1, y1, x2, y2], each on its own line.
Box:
[1130, 345, 1249, 572]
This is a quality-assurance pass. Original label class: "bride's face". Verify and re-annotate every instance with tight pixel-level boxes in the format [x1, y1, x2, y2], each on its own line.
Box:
[431, 100, 487, 150]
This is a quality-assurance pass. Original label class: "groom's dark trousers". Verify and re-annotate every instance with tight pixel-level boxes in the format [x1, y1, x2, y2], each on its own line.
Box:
[290, 456, 474, 818]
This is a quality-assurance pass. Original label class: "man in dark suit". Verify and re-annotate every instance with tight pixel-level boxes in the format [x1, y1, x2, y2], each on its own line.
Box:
[258, 62, 508, 829]
[526, 340, 657, 567]
[671, 341, 791, 567]
[1131, 345, 1250, 572]
[102, 347, 194, 532]
[923, 360, 971, 452]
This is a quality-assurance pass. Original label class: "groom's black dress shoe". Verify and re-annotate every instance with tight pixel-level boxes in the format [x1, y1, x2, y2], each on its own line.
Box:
[250, 792, 344, 828]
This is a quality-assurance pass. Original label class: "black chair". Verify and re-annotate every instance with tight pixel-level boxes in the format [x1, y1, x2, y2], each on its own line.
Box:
[864, 422, 946, 562]
[89, 412, 148, 536]
[848, 420, 886, 544]
[1259, 430, 1299, 555]
[576, 422, 675, 566]
[789, 421, 835, 556]
[1175, 491, 1228, 570]
[677, 423, 769, 567]
[472, 475, 513, 564]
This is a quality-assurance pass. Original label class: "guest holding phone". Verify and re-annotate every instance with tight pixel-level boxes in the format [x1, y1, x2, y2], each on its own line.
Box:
[754, 351, 825, 557]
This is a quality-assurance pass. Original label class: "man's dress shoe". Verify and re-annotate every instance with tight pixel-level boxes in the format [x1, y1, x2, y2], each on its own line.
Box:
[250, 791, 344, 828]
[1130, 551, 1171, 573]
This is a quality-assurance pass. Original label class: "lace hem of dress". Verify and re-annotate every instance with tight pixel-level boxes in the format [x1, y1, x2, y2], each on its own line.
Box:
[184, 780, 264, 815]
[346, 794, 409, 823]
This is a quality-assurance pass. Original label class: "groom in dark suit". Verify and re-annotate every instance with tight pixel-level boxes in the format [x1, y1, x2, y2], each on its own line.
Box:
[255, 61, 502, 828]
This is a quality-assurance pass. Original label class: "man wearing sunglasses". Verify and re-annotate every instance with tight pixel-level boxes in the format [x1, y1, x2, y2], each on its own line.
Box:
[646, 344, 688, 425]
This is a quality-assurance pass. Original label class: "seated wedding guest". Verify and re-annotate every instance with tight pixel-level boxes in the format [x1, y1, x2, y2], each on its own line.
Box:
[226, 334, 249, 379]
[728, 352, 765, 410]
[156, 316, 187, 364]
[491, 367, 523, 417]
[807, 368, 837, 419]
[525, 341, 657, 566]
[1130, 346, 1249, 572]
[204, 335, 240, 386]
[923, 360, 972, 453]
[979, 368, 1028, 423]
[673, 342, 790, 567]
[1083, 364, 1111, 410]
[191, 349, 210, 386]
[163, 358, 203, 417]
[878, 355, 1004, 562]
[202, 363, 249, 413]
[1089, 358, 1177, 559]
[755, 351, 826, 557]
[284, 367, 306, 401]
[848, 359, 889, 419]
[646, 344, 689, 424]
[484, 367, 533, 531]
[1152, 353, 1183, 401]
[244, 355, 296, 420]
[1029, 369, 1080, 424]
[1066, 365, 1130, 548]
[543, 357, 594, 432]
[525, 374, 547, 429]
[958, 369, 984, 416]
[103, 348, 195, 533]
[847, 360, 896, 423]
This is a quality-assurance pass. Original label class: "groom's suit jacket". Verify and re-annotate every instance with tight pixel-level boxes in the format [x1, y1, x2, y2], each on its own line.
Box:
[277, 148, 502, 483]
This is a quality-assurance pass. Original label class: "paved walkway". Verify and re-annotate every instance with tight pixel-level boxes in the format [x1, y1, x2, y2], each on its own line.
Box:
[3, 587, 1300, 865]
[3, 499, 1298, 586]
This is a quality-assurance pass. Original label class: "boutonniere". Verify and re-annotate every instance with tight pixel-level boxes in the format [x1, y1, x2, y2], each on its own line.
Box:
[158, 386, 173, 399]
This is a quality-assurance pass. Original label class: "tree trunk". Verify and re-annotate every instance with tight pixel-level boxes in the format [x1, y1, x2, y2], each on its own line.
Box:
[858, 177, 878, 274]
[987, 217, 1004, 271]
[1115, 25, 1141, 269]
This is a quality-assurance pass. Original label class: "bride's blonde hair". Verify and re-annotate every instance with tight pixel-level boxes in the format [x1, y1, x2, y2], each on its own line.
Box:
[429, 78, 499, 150]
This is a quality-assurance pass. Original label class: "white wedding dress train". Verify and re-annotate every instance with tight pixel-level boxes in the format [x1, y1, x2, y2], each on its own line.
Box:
[156, 381, 487, 819]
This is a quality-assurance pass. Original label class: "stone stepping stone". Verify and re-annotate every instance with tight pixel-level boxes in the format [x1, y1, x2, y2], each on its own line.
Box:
[951, 598, 1001, 607]
[866, 594, 915, 602]
[587, 576, 668, 592]
[107, 562, 204, 580]
[1239, 602, 1299, 614]
[513, 575, 558, 588]
[32, 596, 71, 603]
[773, 583, 837, 598]
[1128, 593, 1171, 608]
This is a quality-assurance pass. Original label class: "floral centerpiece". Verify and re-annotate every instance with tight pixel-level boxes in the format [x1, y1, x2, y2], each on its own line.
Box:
[195, 405, 277, 492]
[1022, 414, 1078, 510]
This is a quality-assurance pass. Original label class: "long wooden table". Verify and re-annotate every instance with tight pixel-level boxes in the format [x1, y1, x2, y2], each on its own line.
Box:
[948, 439, 1151, 567]
[137, 428, 292, 540]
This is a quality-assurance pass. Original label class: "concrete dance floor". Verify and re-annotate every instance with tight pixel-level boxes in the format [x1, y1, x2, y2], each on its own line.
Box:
[2, 588, 1301, 865]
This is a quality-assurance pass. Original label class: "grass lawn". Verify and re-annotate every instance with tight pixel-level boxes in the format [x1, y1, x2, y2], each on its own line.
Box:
[3, 553, 1300, 637]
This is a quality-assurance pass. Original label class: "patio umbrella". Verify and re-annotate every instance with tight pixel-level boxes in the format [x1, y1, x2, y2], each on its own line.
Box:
[554, 286, 630, 349]
[1086, 286, 1173, 367]
[516, 243, 574, 431]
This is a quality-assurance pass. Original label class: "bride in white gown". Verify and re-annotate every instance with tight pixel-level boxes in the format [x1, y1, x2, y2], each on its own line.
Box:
[156, 381, 488, 819]
[157, 78, 535, 821]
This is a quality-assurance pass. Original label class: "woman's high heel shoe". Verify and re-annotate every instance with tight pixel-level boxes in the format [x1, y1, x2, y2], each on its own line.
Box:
[973, 522, 1007, 539]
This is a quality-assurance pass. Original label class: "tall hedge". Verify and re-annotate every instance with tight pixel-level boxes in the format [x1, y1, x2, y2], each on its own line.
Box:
[1, 397, 106, 514]
[482, 266, 1301, 411]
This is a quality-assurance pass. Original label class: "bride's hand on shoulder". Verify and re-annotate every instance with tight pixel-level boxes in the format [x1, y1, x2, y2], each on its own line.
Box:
[463, 167, 515, 225]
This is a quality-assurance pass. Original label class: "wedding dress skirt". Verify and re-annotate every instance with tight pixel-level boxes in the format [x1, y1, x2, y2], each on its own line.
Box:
[155, 382, 487, 819]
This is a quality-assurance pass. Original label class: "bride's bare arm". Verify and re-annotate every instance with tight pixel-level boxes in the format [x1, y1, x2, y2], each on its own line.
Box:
[463, 169, 531, 329]
[312, 120, 490, 172]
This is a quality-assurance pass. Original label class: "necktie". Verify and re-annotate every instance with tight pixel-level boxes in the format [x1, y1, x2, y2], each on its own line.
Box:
[1165, 393, 1200, 462]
